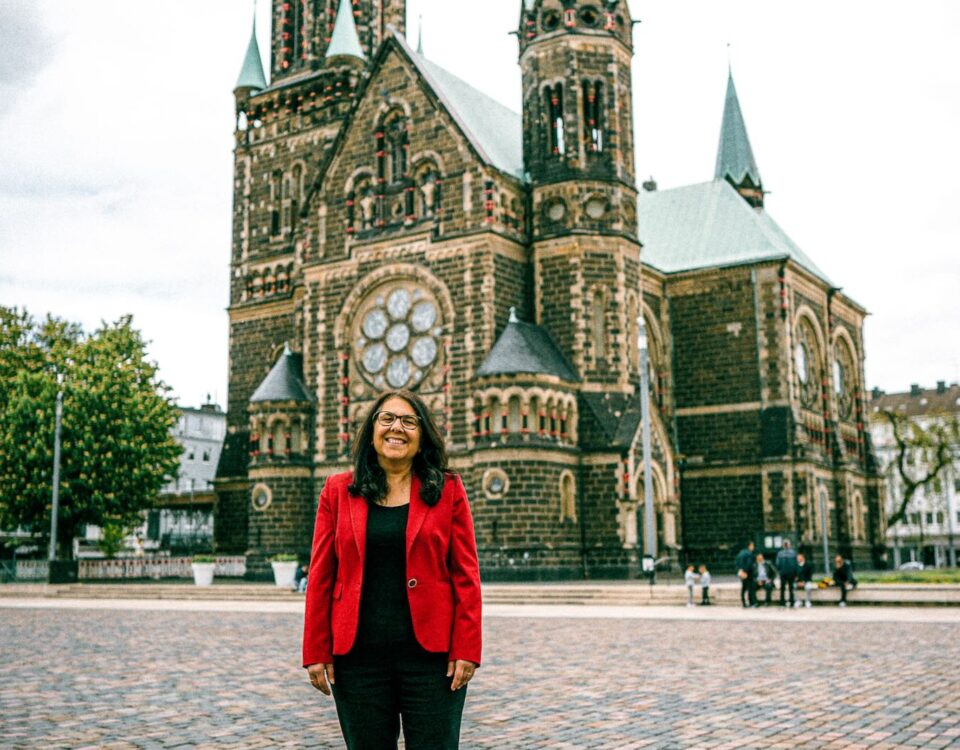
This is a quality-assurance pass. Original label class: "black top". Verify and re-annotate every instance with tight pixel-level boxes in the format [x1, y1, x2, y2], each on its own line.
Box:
[355, 503, 414, 649]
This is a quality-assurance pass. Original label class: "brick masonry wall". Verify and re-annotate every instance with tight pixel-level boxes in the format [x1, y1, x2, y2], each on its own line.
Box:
[669, 270, 759, 409]
[680, 473, 763, 568]
[677, 411, 761, 464]
[214, 486, 249, 554]
[246, 473, 316, 578]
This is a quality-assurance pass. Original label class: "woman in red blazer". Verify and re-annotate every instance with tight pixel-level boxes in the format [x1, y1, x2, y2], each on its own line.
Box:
[303, 389, 482, 749]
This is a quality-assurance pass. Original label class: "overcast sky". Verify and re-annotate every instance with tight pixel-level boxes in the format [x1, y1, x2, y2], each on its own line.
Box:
[1, 0, 958, 407]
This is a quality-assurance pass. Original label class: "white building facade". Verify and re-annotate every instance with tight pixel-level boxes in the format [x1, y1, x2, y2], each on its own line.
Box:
[870, 382, 960, 568]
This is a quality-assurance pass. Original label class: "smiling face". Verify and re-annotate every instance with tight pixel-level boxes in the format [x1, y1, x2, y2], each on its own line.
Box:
[372, 396, 422, 469]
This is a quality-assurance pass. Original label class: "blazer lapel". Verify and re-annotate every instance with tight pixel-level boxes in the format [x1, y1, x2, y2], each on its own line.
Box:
[349, 492, 368, 563]
[406, 473, 428, 553]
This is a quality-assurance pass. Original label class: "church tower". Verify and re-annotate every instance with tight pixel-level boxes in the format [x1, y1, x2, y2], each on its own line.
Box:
[518, 0, 641, 390]
[217, 1, 406, 573]
[715, 68, 764, 208]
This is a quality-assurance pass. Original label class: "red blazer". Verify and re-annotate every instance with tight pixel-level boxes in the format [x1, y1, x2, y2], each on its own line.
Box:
[302, 471, 482, 668]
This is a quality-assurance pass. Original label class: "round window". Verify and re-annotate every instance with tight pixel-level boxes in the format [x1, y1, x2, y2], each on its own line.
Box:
[251, 484, 272, 512]
[353, 282, 443, 391]
[545, 198, 567, 222]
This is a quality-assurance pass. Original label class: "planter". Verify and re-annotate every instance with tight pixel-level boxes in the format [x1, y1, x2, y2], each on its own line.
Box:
[191, 562, 216, 587]
[271, 560, 299, 589]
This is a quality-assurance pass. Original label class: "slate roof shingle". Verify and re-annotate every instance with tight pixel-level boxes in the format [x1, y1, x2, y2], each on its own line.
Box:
[476, 313, 579, 382]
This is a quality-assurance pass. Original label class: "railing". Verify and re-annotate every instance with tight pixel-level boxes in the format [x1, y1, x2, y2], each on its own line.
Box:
[6, 556, 247, 581]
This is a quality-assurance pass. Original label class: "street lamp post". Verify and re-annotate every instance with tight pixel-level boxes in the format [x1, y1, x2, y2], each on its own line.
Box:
[819, 490, 830, 577]
[638, 320, 656, 579]
[48, 374, 64, 562]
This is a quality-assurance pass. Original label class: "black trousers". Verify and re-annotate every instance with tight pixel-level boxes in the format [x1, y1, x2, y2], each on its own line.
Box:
[332, 639, 467, 750]
[780, 574, 796, 605]
[741, 577, 756, 606]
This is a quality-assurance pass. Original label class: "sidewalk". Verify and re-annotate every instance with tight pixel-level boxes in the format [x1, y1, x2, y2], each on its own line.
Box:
[3, 579, 960, 611]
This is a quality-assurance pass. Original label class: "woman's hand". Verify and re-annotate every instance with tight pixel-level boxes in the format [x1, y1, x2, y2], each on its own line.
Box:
[307, 663, 335, 695]
[447, 659, 477, 691]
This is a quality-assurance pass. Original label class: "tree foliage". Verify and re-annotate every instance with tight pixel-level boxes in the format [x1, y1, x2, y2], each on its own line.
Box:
[882, 408, 960, 530]
[0, 307, 181, 558]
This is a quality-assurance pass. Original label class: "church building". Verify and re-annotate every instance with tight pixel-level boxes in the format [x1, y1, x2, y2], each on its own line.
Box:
[215, 0, 884, 578]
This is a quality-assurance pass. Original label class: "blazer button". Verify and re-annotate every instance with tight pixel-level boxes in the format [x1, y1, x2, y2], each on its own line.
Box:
[407, 578, 418, 589]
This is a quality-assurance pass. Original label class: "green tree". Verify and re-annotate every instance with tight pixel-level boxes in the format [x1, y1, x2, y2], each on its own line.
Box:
[882, 409, 960, 530]
[0, 307, 182, 558]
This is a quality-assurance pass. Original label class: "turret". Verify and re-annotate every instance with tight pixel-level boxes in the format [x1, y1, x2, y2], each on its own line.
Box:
[325, 0, 366, 65]
[234, 17, 267, 131]
[518, 0, 637, 240]
[715, 68, 764, 208]
[270, 0, 406, 81]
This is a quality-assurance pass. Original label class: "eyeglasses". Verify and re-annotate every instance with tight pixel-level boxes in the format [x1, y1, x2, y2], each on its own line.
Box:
[375, 410, 421, 430]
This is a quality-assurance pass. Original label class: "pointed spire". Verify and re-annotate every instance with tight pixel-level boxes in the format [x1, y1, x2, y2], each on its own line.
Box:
[715, 68, 764, 208]
[235, 10, 267, 93]
[417, 14, 424, 55]
[326, 0, 366, 61]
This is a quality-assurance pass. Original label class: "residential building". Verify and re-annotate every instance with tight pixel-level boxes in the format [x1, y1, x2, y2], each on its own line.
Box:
[870, 382, 960, 567]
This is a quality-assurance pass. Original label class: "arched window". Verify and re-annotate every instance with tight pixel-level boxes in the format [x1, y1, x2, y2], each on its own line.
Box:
[508, 396, 521, 433]
[794, 317, 822, 410]
[545, 84, 565, 156]
[582, 80, 604, 153]
[383, 113, 409, 184]
[272, 421, 286, 457]
[270, 171, 282, 236]
[851, 491, 864, 541]
[560, 472, 577, 522]
[591, 290, 606, 361]
[627, 294, 639, 371]
[833, 338, 856, 420]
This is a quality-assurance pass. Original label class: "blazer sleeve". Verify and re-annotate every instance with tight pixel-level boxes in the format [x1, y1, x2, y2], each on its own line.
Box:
[302, 478, 337, 667]
[447, 474, 483, 665]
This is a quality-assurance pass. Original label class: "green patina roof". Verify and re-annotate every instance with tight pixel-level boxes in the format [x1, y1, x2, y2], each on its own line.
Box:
[235, 21, 267, 92]
[637, 179, 832, 283]
[395, 32, 524, 180]
[326, 0, 366, 61]
[715, 70, 761, 187]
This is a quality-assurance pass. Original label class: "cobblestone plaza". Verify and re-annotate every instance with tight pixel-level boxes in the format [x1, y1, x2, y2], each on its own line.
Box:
[2, 601, 959, 749]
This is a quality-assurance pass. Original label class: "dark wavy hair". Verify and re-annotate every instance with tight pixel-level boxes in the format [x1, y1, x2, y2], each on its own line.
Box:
[347, 390, 448, 506]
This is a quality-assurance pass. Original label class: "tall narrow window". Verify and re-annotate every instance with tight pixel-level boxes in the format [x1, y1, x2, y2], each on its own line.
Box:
[583, 80, 604, 153]
[385, 115, 409, 184]
[545, 84, 565, 157]
[592, 291, 606, 361]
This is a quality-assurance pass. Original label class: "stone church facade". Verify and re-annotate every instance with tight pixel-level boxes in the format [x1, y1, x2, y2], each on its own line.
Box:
[215, 0, 884, 579]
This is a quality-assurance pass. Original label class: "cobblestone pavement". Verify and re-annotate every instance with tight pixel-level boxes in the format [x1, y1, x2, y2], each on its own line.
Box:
[2, 604, 959, 749]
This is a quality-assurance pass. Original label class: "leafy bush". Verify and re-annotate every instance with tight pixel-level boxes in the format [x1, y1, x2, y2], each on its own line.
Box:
[270, 553, 298, 562]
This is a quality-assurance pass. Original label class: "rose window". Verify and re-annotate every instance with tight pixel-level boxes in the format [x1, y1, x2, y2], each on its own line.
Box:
[353, 283, 443, 391]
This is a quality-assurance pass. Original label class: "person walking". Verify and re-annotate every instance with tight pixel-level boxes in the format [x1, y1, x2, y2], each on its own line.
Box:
[775, 540, 798, 608]
[797, 552, 814, 608]
[735, 541, 756, 608]
[698, 564, 712, 605]
[303, 390, 482, 749]
[754, 553, 775, 606]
